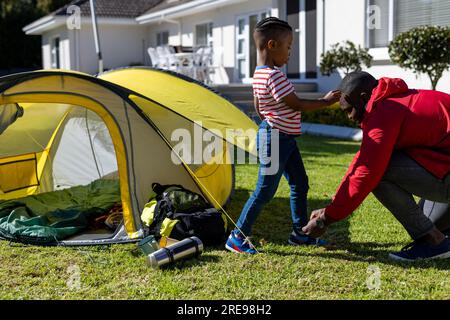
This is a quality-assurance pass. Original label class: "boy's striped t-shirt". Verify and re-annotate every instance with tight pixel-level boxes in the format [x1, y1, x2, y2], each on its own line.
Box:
[252, 66, 301, 135]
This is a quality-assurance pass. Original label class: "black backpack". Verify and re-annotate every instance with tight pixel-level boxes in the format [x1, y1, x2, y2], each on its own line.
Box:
[147, 183, 227, 246]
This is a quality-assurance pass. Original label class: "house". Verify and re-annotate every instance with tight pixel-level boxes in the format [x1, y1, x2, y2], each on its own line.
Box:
[24, 0, 450, 92]
[23, 0, 162, 74]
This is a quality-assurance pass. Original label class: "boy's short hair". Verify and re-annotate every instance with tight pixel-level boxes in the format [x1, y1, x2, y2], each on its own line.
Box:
[254, 17, 293, 47]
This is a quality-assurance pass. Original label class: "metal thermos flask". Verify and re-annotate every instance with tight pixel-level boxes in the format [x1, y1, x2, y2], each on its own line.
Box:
[146, 236, 204, 268]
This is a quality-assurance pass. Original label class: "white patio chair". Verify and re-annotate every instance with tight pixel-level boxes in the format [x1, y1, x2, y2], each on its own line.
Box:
[147, 47, 162, 68]
[157, 46, 181, 72]
[194, 46, 213, 84]
[156, 46, 169, 69]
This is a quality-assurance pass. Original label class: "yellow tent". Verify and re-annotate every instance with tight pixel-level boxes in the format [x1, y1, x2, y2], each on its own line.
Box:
[0, 68, 257, 245]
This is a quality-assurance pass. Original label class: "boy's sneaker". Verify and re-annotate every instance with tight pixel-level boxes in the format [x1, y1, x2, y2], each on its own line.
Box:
[288, 230, 327, 246]
[225, 230, 258, 254]
[389, 237, 450, 262]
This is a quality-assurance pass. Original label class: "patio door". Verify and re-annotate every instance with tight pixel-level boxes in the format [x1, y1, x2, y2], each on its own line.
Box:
[235, 10, 270, 83]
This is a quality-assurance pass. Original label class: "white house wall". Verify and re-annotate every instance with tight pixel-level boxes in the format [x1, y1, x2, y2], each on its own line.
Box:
[36, 0, 450, 90]
[73, 24, 147, 74]
[41, 23, 147, 75]
[41, 28, 71, 70]
[320, 0, 450, 93]
[145, 0, 272, 82]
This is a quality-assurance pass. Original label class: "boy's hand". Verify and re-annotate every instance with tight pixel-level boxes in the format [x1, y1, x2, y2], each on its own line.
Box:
[321, 90, 341, 106]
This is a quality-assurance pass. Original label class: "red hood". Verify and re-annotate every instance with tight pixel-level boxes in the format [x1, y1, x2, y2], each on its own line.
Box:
[366, 77, 409, 114]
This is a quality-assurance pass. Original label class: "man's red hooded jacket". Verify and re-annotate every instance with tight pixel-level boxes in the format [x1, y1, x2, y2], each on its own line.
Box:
[325, 77, 450, 221]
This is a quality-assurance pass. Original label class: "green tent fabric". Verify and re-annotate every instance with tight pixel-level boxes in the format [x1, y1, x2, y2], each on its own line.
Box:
[0, 179, 120, 244]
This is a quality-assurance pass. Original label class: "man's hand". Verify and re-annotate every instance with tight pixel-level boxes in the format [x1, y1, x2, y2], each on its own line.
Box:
[321, 90, 341, 106]
[302, 208, 334, 238]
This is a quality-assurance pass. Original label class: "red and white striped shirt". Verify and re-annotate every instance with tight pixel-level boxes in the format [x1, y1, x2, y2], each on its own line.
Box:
[253, 66, 301, 135]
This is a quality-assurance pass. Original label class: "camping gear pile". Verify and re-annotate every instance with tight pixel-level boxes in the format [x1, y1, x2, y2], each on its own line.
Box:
[0, 67, 257, 246]
[141, 183, 227, 246]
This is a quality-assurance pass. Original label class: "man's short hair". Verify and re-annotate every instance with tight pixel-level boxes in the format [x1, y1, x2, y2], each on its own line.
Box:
[339, 71, 378, 95]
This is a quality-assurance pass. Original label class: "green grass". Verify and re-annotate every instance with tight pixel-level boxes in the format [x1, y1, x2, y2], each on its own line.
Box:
[0, 135, 449, 300]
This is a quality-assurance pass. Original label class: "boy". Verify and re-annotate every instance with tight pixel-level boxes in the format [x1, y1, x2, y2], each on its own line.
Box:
[226, 17, 341, 254]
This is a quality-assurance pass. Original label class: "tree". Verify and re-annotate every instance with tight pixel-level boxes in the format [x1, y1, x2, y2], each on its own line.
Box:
[389, 25, 450, 90]
[0, 0, 72, 71]
[320, 40, 373, 76]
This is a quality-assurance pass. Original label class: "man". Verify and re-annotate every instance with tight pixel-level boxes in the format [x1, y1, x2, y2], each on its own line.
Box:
[302, 71, 450, 262]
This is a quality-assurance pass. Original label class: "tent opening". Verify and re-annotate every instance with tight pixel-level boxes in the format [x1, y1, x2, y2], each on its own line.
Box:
[0, 102, 124, 245]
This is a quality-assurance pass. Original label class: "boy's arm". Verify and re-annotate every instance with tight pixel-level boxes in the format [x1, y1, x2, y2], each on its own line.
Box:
[254, 97, 263, 121]
[282, 90, 341, 112]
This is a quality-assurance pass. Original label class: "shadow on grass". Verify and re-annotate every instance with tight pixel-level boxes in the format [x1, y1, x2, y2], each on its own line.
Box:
[297, 135, 361, 156]
[227, 189, 350, 246]
[228, 189, 450, 270]
[293, 245, 450, 270]
[158, 254, 223, 271]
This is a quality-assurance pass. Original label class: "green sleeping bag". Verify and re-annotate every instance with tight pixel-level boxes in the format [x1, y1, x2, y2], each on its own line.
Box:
[0, 179, 121, 244]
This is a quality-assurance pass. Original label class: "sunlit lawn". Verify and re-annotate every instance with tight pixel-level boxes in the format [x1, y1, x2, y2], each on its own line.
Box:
[0, 135, 448, 300]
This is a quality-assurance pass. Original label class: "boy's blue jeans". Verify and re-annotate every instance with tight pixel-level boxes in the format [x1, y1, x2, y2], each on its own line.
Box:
[236, 120, 309, 236]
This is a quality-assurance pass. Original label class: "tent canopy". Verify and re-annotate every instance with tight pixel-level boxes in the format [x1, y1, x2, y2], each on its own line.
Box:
[0, 68, 257, 245]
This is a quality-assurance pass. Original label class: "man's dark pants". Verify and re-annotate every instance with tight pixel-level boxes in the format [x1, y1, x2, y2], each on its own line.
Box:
[373, 151, 450, 240]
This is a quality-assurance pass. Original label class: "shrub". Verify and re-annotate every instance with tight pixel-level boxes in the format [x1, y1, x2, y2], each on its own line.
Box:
[302, 105, 358, 128]
[389, 25, 450, 90]
[320, 40, 373, 76]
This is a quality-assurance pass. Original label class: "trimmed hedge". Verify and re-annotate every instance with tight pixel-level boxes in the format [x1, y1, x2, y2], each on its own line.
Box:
[301, 105, 358, 128]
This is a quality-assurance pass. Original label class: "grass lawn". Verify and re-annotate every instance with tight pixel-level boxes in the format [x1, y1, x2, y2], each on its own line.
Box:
[0, 135, 448, 300]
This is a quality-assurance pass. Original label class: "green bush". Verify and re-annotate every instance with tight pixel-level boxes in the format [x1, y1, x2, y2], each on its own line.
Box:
[302, 105, 358, 128]
[320, 40, 373, 76]
[389, 25, 450, 90]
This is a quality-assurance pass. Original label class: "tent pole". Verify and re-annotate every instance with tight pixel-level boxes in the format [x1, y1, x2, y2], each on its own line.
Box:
[89, 0, 103, 73]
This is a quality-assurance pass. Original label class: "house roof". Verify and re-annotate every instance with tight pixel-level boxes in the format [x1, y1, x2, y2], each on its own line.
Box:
[141, 0, 195, 15]
[23, 0, 165, 34]
[136, 0, 248, 24]
[52, 0, 164, 18]
[24, 0, 246, 34]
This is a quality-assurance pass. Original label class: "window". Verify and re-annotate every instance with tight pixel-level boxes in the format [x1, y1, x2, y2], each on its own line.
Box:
[235, 11, 270, 82]
[195, 22, 213, 47]
[236, 17, 247, 80]
[51, 37, 60, 69]
[367, 0, 450, 48]
[395, 0, 450, 34]
[157, 31, 169, 46]
[367, 0, 391, 48]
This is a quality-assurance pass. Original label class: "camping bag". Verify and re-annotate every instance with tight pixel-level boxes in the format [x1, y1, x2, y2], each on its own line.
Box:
[142, 183, 227, 246]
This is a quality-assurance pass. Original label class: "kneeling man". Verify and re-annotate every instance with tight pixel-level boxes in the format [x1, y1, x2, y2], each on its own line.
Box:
[303, 71, 450, 262]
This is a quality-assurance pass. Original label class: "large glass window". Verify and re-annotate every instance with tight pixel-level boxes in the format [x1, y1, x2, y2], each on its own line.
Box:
[368, 0, 390, 48]
[395, 0, 450, 34]
[367, 0, 450, 48]
[195, 22, 213, 47]
[156, 31, 169, 46]
[235, 11, 270, 82]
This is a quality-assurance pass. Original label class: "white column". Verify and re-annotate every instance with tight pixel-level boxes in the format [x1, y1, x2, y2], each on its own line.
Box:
[299, 0, 306, 79]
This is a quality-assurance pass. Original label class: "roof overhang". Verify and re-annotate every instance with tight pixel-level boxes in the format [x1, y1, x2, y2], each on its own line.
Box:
[23, 16, 66, 35]
[136, 0, 249, 25]
[23, 16, 140, 35]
